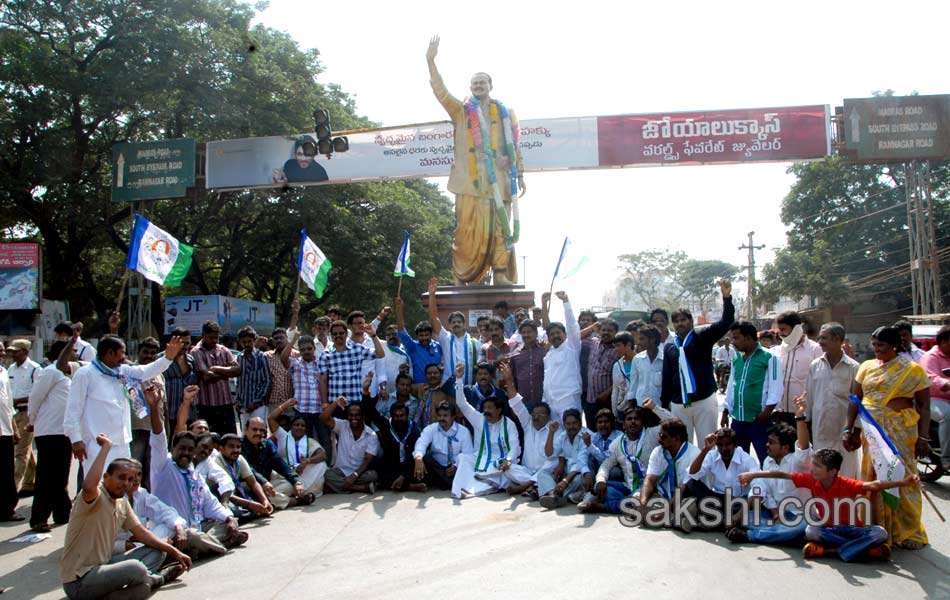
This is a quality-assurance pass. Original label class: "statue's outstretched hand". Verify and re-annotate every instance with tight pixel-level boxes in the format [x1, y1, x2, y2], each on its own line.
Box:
[427, 35, 440, 61]
[518, 177, 527, 198]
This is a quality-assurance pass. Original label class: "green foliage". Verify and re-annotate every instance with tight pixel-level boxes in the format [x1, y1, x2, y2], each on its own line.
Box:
[760, 154, 949, 306]
[0, 0, 453, 332]
[616, 250, 686, 310]
[677, 259, 737, 311]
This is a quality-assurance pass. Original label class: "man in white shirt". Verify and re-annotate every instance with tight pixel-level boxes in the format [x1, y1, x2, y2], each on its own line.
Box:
[145, 385, 247, 555]
[114, 459, 189, 562]
[28, 340, 78, 531]
[637, 417, 701, 530]
[805, 322, 861, 478]
[413, 402, 473, 490]
[584, 408, 622, 477]
[770, 311, 822, 426]
[625, 325, 666, 411]
[684, 428, 760, 531]
[714, 337, 737, 393]
[451, 366, 526, 498]
[727, 398, 813, 544]
[64, 334, 183, 476]
[541, 291, 582, 425]
[610, 332, 636, 420]
[382, 325, 412, 392]
[320, 396, 380, 493]
[581, 399, 672, 514]
[895, 319, 926, 364]
[539, 409, 593, 508]
[428, 277, 479, 386]
[499, 362, 558, 498]
[54, 321, 96, 362]
[0, 341, 22, 521]
[7, 339, 40, 497]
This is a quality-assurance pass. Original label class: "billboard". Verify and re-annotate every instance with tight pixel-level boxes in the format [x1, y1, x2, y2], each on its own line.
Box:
[206, 105, 831, 190]
[0, 243, 41, 310]
[112, 139, 196, 201]
[842, 95, 950, 162]
[163, 295, 275, 336]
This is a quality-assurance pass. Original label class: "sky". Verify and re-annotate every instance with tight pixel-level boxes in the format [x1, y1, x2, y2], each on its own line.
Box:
[254, 0, 948, 318]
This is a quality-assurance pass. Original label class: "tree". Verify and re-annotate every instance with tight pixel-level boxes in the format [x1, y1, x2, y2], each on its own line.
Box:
[760, 153, 949, 308]
[0, 0, 454, 334]
[616, 250, 686, 310]
[677, 259, 737, 313]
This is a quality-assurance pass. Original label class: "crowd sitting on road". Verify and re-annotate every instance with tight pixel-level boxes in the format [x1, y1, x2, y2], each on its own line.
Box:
[0, 275, 945, 599]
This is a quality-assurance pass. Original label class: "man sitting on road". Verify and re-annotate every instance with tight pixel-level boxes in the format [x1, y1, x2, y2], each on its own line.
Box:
[214, 433, 274, 521]
[413, 401, 474, 490]
[499, 362, 558, 499]
[60, 435, 191, 600]
[242, 416, 315, 509]
[320, 396, 380, 494]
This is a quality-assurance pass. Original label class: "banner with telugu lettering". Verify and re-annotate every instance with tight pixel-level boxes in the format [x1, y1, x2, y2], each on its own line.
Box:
[205, 106, 830, 190]
[0, 243, 41, 310]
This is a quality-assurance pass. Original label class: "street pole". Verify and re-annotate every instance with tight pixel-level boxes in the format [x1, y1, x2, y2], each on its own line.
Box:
[739, 232, 765, 320]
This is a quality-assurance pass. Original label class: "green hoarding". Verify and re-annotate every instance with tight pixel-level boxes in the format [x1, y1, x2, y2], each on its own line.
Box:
[112, 139, 196, 201]
[842, 95, 950, 162]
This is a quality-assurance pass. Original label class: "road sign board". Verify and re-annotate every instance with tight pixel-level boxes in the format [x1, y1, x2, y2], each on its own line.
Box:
[112, 139, 196, 201]
[842, 95, 950, 161]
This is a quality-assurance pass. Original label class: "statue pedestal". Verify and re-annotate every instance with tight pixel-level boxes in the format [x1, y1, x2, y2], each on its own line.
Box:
[423, 285, 537, 332]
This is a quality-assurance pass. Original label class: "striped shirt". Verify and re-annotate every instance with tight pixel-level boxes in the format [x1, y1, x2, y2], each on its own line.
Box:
[163, 355, 197, 422]
[265, 349, 296, 409]
[190, 343, 238, 407]
[236, 349, 271, 410]
[318, 341, 375, 404]
[587, 337, 618, 405]
[289, 357, 322, 413]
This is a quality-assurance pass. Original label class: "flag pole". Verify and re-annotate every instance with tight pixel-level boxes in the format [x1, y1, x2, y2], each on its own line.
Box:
[923, 487, 946, 522]
[396, 275, 404, 299]
[115, 204, 135, 317]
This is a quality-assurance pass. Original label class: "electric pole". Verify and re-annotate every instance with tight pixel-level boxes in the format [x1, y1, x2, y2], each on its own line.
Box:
[739, 231, 765, 320]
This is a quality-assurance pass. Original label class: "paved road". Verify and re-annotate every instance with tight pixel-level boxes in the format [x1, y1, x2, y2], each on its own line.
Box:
[2, 479, 949, 599]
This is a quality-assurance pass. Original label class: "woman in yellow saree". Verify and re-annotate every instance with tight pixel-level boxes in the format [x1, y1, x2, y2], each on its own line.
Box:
[844, 325, 930, 549]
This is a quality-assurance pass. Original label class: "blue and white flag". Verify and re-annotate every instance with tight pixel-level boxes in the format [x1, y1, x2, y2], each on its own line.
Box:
[125, 214, 193, 286]
[550, 236, 588, 289]
[849, 394, 905, 510]
[298, 229, 332, 298]
[394, 229, 415, 278]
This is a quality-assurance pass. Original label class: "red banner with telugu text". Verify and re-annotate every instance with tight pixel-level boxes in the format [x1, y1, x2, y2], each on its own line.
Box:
[597, 105, 830, 167]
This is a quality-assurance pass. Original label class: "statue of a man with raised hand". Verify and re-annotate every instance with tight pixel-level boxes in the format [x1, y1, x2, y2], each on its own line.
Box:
[426, 35, 526, 286]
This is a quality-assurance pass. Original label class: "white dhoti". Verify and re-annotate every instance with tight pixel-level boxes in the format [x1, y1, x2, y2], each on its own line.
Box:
[298, 462, 327, 497]
[546, 395, 581, 427]
[82, 439, 132, 480]
[451, 455, 532, 499]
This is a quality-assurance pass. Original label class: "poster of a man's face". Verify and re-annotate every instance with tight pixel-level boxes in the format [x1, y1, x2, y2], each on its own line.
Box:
[272, 135, 329, 184]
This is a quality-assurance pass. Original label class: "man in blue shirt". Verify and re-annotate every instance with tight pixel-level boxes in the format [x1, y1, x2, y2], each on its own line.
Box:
[395, 297, 442, 384]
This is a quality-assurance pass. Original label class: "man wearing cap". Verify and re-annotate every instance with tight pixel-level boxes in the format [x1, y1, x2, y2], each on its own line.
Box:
[7, 339, 40, 497]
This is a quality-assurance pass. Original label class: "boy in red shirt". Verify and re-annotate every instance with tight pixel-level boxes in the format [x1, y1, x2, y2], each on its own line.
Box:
[739, 448, 918, 561]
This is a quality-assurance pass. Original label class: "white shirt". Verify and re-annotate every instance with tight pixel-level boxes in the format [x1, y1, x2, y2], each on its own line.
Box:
[150, 429, 232, 527]
[382, 344, 411, 391]
[28, 364, 73, 436]
[805, 353, 860, 447]
[771, 337, 823, 413]
[74, 338, 96, 362]
[626, 347, 666, 406]
[195, 449, 234, 496]
[542, 302, 582, 411]
[596, 405, 674, 489]
[551, 427, 591, 475]
[63, 356, 172, 446]
[0, 367, 13, 437]
[353, 336, 387, 396]
[715, 346, 737, 365]
[611, 357, 633, 417]
[689, 446, 760, 495]
[646, 442, 701, 499]
[413, 421, 473, 467]
[115, 488, 187, 550]
[437, 329, 479, 385]
[749, 446, 813, 513]
[274, 427, 322, 467]
[331, 417, 379, 476]
[455, 381, 521, 471]
[8, 358, 40, 401]
[509, 393, 558, 473]
[900, 343, 926, 364]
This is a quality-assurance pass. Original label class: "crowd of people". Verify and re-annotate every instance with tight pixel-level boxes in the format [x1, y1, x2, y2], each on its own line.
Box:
[0, 275, 946, 598]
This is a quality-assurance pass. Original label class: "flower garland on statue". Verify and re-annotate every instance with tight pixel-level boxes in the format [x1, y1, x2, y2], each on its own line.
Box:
[464, 96, 521, 248]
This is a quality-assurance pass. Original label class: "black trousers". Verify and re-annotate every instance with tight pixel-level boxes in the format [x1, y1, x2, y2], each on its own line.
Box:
[422, 455, 454, 490]
[31, 435, 73, 527]
[1, 435, 16, 517]
[197, 404, 237, 435]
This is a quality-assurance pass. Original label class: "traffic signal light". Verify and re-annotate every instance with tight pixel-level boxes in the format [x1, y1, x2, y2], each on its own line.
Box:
[306, 109, 349, 159]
